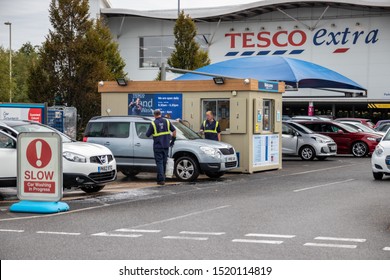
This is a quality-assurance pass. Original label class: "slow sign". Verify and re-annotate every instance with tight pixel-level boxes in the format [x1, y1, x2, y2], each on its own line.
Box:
[17, 132, 62, 201]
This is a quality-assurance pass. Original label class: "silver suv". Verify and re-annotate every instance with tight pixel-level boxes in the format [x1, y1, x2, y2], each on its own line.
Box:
[282, 121, 337, 160]
[83, 116, 238, 181]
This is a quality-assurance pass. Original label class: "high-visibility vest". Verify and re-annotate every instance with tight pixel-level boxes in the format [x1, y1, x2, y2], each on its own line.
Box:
[151, 119, 171, 137]
[203, 120, 219, 134]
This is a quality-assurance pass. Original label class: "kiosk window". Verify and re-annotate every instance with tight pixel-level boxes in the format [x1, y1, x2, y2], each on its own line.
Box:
[263, 100, 273, 132]
[202, 99, 230, 131]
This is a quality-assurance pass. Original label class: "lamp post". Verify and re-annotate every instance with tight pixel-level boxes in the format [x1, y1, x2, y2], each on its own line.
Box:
[178, 0, 180, 16]
[4, 22, 12, 103]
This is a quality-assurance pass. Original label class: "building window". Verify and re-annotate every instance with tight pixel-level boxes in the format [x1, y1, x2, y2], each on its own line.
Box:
[202, 99, 230, 131]
[263, 100, 273, 132]
[139, 35, 210, 68]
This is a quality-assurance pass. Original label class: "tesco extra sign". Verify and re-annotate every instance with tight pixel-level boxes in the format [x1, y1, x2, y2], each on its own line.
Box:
[224, 27, 379, 53]
[17, 132, 63, 202]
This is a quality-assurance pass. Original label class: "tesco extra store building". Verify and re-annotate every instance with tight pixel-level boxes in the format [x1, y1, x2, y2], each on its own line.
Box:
[100, 0, 390, 121]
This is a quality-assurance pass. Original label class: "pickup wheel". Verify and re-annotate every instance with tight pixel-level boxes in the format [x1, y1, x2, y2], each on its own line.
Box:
[205, 171, 225, 179]
[80, 185, 105, 193]
[174, 156, 199, 182]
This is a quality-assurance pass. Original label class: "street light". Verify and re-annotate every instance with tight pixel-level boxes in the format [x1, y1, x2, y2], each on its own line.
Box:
[178, 0, 180, 16]
[4, 21, 12, 103]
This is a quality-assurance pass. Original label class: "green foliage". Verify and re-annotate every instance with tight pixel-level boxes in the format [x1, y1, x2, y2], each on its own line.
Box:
[163, 11, 210, 79]
[27, 0, 126, 133]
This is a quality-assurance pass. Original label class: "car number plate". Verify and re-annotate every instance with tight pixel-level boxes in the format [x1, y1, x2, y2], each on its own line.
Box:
[226, 156, 236, 162]
[98, 165, 113, 173]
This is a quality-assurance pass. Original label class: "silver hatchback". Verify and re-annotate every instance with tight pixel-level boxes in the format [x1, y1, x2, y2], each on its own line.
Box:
[84, 116, 238, 181]
[282, 121, 337, 160]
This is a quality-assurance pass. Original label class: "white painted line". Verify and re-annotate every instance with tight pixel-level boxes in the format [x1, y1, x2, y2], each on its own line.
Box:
[0, 229, 24, 233]
[232, 239, 284, 245]
[293, 179, 355, 192]
[36, 231, 81, 236]
[132, 205, 231, 229]
[180, 231, 225, 236]
[116, 229, 161, 233]
[92, 232, 142, 238]
[246, 233, 296, 239]
[314, 236, 366, 243]
[383, 247, 390, 251]
[304, 243, 357, 249]
[163, 236, 208, 241]
[289, 164, 359, 176]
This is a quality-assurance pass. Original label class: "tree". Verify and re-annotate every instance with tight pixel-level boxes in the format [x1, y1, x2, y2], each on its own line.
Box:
[27, 0, 126, 134]
[158, 11, 210, 79]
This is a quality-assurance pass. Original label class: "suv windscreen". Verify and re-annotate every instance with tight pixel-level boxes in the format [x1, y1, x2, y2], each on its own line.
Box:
[85, 122, 130, 138]
[172, 121, 201, 140]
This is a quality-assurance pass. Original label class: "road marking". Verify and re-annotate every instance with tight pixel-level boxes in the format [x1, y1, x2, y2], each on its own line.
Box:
[293, 179, 355, 192]
[232, 239, 284, 245]
[246, 233, 296, 238]
[92, 232, 142, 238]
[116, 229, 161, 233]
[131, 205, 231, 229]
[163, 236, 208, 241]
[180, 231, 225, 236]
[383, 247, 390, 251]
[289, 164, 360, 176]
[314, 236, 366, 243]
[36, 231, 81, 236]
[304, 242, 357, 249]
[0, 229, 24, 233]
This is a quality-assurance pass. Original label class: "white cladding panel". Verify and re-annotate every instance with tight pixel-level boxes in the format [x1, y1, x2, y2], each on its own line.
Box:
[106, 7, 390, 100]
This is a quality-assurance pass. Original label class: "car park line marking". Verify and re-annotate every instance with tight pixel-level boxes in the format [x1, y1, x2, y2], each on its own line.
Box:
[293, 179, 355, 192]
[179, 231, 226, 236]
[314, 236, 366, 243]
[36, 231, 81, 236]
[245, 233, 296, 238]
[383, 247, 390, 251]
[289, 164, 360, 176]
[232, 239, 284, 245]
[304, 243, 357, 249]
[116, 229, 161, 233]
[0, 229, 24, 233]
[91, 232, 143, 238]
[163, 236, 208, 241]
[131, 205, 231, 229]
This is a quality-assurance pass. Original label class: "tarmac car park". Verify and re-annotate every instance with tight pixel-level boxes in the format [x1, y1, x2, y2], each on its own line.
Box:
[0, 120, 117, 193]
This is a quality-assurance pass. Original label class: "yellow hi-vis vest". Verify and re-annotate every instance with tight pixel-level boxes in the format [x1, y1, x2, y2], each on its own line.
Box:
[151, 119, 171, 137]
[203, 120, 219, 134]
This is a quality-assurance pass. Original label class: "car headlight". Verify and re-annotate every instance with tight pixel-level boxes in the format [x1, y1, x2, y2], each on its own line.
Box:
[367, 137, 377, 142]
[200, 146, 222, 159]
[311, 137, 325, 143]
[375, 145, 384, 156]
[63, 151, 87, 163]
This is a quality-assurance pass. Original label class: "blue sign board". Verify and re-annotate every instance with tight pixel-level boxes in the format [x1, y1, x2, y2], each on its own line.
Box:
[128, 93, 183, 119]
[258, 81, 279, 92]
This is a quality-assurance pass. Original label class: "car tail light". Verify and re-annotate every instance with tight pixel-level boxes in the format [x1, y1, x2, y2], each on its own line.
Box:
[83, 136, 88, 142]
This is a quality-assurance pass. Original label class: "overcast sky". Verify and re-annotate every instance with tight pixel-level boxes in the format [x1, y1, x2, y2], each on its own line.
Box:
[0, 0, 257, 50]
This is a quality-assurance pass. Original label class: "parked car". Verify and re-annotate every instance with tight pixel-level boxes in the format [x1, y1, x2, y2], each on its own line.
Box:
[83, 116, 238, 181]
[337, 121, 386, 136]
[334, 118, 374, 128]
[295, 120, 382, 157]
[371, 130, 390, 180]
[376, 123, 390, 133]
[0, 121, 117, 193]
[282, 121, 337, 161]
[374, 119, 390, 129]
[291, 116, 331, 121]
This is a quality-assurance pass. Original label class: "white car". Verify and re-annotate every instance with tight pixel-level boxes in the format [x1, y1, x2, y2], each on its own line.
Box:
[0, 121, 117, 193]
[371, 130, 389, 180]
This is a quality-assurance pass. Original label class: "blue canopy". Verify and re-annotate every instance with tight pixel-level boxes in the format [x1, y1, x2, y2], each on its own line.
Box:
[175, 56, 366, 91]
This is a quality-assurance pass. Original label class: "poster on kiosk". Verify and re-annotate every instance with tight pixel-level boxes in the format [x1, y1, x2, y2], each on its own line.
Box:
[10, 132, 69, 213]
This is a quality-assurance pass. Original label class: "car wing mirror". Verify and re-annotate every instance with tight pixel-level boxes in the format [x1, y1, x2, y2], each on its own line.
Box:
[376, 137, 382, 143]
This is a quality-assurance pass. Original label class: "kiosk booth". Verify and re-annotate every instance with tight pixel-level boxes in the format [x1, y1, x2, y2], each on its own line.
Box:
[98, 79, 284, 173]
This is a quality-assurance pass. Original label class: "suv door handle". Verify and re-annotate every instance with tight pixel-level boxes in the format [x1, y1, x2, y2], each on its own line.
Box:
[134, 143, 141, 147]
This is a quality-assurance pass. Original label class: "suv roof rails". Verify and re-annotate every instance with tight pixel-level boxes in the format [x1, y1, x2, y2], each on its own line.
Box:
[90, 115, 154, 121]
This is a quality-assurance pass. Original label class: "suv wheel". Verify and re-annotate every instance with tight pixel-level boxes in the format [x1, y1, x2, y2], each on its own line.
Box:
[205, 171, 225, 179]
[373, 172, 383, 180]
[121, 169, 140, 178]
[80, 185, 105, 193]
[299, 146, 316, 161]
[352, 141, 368, 157]
[174, 156, 199, 182]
